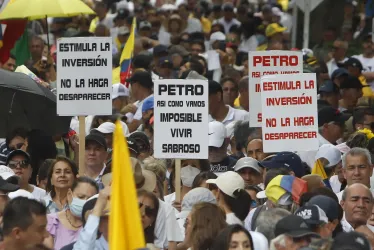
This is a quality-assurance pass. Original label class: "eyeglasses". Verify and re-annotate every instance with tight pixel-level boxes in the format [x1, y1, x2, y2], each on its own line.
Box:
[8, 160, 29, 169]
[139, 202, 157, 217]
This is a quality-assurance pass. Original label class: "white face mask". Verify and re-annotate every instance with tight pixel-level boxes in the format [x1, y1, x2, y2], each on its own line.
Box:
[180, 165, 201, 188]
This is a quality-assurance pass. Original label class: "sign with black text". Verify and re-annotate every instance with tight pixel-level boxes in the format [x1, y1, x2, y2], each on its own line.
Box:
[57, 37, 112, 116]
[248, 51, 303, 127]
[261, 73, 318, 152]
[154, 80, 209, 159]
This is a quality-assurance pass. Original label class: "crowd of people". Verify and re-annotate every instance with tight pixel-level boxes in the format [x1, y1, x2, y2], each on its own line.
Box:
[1, 0, 374, 250]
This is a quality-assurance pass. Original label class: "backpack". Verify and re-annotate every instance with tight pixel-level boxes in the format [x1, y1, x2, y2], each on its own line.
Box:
[251, 205, 267, 231]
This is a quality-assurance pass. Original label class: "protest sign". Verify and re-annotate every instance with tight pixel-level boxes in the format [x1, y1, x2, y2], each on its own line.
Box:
[248, 51, 303, 127]
[154, 79, 209, 159]
[57, 37, 112, 116]
[261, 73, 318, 152]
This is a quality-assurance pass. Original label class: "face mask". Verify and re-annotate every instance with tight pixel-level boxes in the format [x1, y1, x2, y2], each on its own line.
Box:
[69, 197, 86, 217]
[181, 165, 201, 188]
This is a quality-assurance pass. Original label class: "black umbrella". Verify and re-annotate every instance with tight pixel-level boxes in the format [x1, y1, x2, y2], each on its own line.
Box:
[0, 69, 71, 137]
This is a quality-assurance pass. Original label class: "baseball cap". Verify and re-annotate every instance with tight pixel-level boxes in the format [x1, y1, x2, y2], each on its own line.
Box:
[114, 9, 127, 20]
[233, 157, 263, 174]
[8, 189, 35, 200]
[209, 121, 226, 147]
[177, 187, 217, 219]
[318, 80, 340, 94]
[6, 150, 31, 166]
[222, 2, 234, 11]
[0, 176, 19, 193]
[0, 165, 16, 180]
[153, 45, 169, 56]
[318, 106, 350, 127]
[331, 68, 349, 80]
[132, 54, 152, 70]
[169, 45, 190, 57]
[117, 26, 130, 36]
[158, 56, 173, 67]
[340, 57, 363, 71]
[295, 205, 328, 226]
[126, 70, 153, 89]
[127, 137, 139, 156]
[142, 96, 154, 113]
[210, 32, 226, 45]
[209, 80, 223, 95]
[332, 232, 371, 250]
[315, 144, 341, 167]
[340, 75, 363, 89]
[85, 133, 108, 150]
[139, 21, 152, 30]
[92, 121, 129, 137]
[259, 152, 305, 178]
[308, 195, 339, 221]
[275, 215, 321, 238]
[112, 83, 129, 99]
[265, 23, 286, 37]
[206, 171, 245, 198]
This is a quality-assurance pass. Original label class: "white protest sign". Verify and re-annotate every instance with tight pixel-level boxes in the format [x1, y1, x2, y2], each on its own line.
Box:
[261, 73, 318, 153]
[154, 79, 209, 159]
[248, 51, 303, 127]
[57, 37, 112, 116]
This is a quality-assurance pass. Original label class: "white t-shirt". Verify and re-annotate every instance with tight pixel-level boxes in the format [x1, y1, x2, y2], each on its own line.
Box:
[353, 54, 374, 87]
[209, 105, 249, 126]
[239, 35, 258, 52]
[217, 17, 241, 34]
[31, 185, 47, 201]
[226, 213, 243, 225]
[330, 175, 342, 193]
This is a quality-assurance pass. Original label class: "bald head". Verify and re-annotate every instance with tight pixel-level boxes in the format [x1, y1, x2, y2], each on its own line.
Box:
[342, 183, 373, 202]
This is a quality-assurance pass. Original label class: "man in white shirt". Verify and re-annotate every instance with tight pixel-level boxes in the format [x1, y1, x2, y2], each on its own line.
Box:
[353, 33, 374, 88]
[125, 71, 154, 132]
[326, 40, 348, 77]
[341, 183, 374, 232]
[208, 80, 249, 126]
[218, 3, 241, 34]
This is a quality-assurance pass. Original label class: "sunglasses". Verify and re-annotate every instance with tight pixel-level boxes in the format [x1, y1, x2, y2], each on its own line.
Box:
[8, 160, 29, 169]
[139, 202, 157, 217]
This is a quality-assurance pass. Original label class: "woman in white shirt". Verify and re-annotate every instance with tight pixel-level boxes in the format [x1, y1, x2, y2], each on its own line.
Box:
[206, 171, 251, 225]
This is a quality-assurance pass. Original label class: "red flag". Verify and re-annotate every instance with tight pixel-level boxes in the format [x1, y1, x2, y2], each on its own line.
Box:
[0, 20, 27, 64]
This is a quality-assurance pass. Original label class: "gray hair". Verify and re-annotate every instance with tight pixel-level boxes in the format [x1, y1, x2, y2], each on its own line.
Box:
[269, 234, 286, 250]
[342, 147, 371, 168]
[342, 183, 374, 202]
[256, 208, 291, 243]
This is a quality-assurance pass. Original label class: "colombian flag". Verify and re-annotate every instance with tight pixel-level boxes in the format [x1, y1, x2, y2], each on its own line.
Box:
[120, 18, 136, 87]
[109, 120, 145, 249]
[312, 159, 332, 189]
[265, 175, 307, 204]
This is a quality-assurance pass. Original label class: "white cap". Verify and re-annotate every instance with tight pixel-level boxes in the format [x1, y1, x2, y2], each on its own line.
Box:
[0, 165, 15, 180]
[117, 26, 130, 35]
[209, 121, 226, 147]
[234, 157, 263, 174]
[93, 121, 129, 137]
[315, 144, 341, 167]
[210, 32, 226, 45]
[112, 83, 129, 99]
[272, 7, 282, 17]
[177, 187, 217, 219]
[8, 190, 35, 200]
[206, 171, 244, 198]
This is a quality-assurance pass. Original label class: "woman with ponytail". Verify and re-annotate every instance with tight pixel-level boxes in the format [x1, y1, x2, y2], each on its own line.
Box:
[206, 171, 252, 225]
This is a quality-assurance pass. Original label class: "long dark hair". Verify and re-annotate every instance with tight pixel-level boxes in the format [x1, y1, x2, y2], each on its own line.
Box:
[26, 129, 57, 184]
[137, 190, 159, 244]
[222, 189, 252, 221]
[46, 156, 78, 198]
[211, 224, 254, 250]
